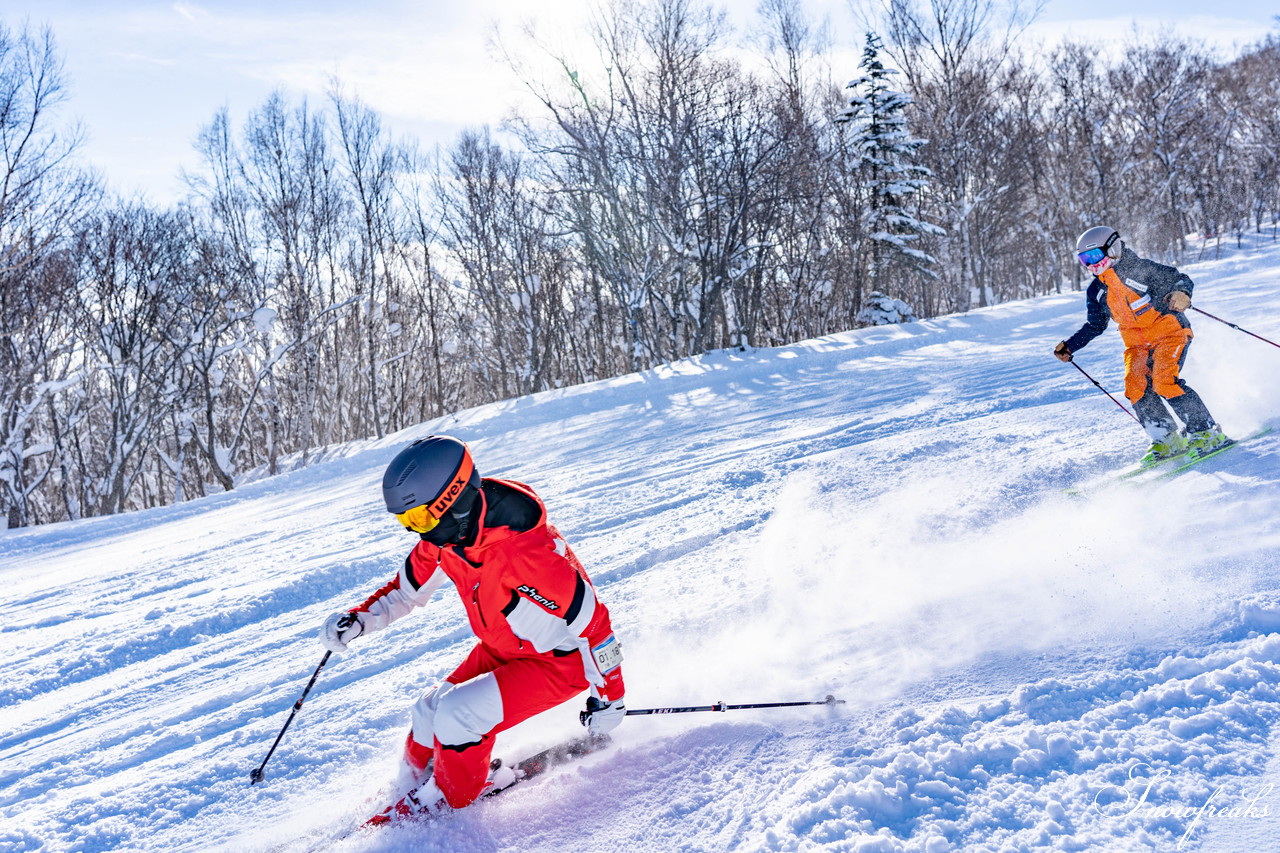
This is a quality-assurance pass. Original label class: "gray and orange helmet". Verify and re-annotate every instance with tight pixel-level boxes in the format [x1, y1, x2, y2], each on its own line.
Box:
[382, 435, 481, 534]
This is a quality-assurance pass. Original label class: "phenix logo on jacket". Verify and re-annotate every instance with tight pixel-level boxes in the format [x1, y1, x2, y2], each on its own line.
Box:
[349, 478, 625, 703]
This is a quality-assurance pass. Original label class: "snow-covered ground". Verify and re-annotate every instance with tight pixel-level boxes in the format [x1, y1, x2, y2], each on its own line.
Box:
[4, 236, 1280, 853]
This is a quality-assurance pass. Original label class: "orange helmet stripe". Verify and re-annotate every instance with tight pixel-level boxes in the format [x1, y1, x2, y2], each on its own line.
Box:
[427, 452, 475, 518]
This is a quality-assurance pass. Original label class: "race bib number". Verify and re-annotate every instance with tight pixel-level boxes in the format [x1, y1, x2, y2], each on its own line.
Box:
[592, 635, 623, 673]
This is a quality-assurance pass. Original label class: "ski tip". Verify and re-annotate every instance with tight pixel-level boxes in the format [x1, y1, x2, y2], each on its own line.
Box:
[361, 803, 442, 831]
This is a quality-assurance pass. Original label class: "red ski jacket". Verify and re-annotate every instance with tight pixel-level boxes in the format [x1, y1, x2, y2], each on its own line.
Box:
[351, 478, 625, 703]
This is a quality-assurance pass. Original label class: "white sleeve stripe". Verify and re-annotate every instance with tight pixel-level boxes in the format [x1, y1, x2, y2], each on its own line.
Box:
[577, 638, 605, 687]
[398, 560, 447, 605]
[507, 597, 576, 654]
[361, 585, 418, 633]
[566, 579, 596, 637]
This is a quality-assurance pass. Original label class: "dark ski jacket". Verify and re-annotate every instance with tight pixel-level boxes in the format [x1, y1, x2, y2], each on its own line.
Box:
[1064, 247, 1194, 353]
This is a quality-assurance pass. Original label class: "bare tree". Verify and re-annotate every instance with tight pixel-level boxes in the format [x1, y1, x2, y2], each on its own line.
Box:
[0, 22, 98, 528]
[504, 7, 669, 372]
[187, 93, 361, 486]
[1212, 35, 1280, 244]
[66, 204, 193, 516]
[240, 92, 347, 469]
[746, 0, 846, 343]
[395, 148, 473, 423]
[331, 85, 404, 438]
[1108, 34, 1213, 256]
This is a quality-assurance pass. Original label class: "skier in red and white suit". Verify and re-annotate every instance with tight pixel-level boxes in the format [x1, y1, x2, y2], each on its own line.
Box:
[319, 436, 626, 810]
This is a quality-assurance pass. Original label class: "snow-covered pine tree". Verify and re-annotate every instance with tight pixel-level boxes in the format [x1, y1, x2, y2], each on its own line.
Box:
[837, 32, 942, 323]
[856, 290, 917, 326]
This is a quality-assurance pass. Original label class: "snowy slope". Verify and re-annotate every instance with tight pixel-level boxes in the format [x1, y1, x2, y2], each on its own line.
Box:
[4, 236, 1280, 853]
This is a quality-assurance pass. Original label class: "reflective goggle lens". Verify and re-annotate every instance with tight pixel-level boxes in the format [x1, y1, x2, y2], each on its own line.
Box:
[1078, 247, 1107, 266]
[395, 504, 440, 533]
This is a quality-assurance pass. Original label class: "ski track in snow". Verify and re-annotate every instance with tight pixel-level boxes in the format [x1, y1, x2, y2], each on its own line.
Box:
[4, 236, 1280, 852]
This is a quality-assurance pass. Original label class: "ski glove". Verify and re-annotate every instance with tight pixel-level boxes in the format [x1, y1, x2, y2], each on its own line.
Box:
[1167, 291, 1191, 312]
[319, 611, 364, 652]
[580, 695, 626, 736]
[1053, 341, 1072, 362]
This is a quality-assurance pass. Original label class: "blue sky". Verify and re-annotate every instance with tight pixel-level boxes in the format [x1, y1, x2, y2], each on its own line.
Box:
[4, 0, 1277, 203]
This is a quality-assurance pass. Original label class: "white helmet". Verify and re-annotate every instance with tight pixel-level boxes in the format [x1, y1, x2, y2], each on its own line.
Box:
[1075, 226, 1122, 266]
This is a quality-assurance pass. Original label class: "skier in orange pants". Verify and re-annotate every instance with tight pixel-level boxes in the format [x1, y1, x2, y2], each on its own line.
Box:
[1053, 226, 1229, 465]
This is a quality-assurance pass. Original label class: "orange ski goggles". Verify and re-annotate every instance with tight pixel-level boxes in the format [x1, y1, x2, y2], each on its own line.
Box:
[391, 452, 476, 534]
[395, 503, 441, 534]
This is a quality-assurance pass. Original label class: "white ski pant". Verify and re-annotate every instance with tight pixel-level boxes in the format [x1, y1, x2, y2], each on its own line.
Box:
[410, 675, 505, 750]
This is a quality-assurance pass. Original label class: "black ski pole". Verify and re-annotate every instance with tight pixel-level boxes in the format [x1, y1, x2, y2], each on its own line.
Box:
[1190, 307, 1280, 351]
[250, 650, 332, 785]
[605, 694, 845, 720]
[1067, 360, 1142, 426]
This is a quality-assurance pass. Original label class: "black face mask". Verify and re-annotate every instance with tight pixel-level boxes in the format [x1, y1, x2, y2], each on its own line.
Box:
[420, 484, 481, 547]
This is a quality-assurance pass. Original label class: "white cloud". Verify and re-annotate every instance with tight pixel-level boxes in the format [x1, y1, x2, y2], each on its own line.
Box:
[171, 3, 204, 24]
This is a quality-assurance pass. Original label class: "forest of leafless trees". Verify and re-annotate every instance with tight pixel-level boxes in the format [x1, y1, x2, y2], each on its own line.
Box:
[3, 0, 1280, 527]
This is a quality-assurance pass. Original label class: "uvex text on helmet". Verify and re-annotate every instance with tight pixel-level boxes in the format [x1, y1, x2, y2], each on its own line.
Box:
[381, 435, 480, 515]
[1075, 226, 1122, 260]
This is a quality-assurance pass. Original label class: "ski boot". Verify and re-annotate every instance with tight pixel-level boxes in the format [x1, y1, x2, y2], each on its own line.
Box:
[1139, 432, 1188, 467]
[366, 759, 518, 828]
[1185, 428, 1232, 461]
[483, 758, 518, 795]
[365, 778, 450, 827]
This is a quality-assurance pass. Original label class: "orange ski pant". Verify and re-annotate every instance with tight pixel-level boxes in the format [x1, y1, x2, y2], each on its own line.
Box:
[1122, 329, 1192, 403]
